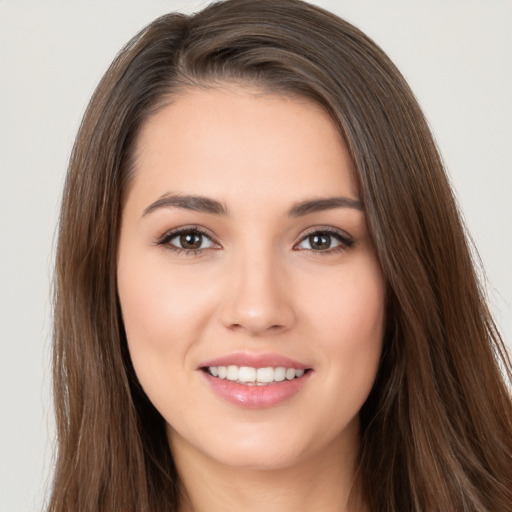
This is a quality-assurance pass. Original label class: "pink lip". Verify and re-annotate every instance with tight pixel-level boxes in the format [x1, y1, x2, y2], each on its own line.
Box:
[199, 352, 310, 370]
[198, 352, 313, 409]
[201, 371, 312, 408]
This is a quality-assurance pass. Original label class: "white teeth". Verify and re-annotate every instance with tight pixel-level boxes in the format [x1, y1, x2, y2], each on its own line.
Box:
[207, 365, 307, 384]
[226, 365, 238, 381]
[238, 366, 256, 383]
[274, 367, 286, 382]
[256, 367, 275, 383]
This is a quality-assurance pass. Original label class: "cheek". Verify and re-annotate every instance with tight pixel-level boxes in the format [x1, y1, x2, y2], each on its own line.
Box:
[117, 250, 216, 416]
[117, 247, 217, 346]
[117, 248, 205, 387]
[310, 257, 385, 390]
[313, 256, 385, 339]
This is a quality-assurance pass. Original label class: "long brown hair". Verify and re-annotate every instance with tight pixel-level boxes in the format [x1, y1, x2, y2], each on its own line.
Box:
[50, 1, 512, 510]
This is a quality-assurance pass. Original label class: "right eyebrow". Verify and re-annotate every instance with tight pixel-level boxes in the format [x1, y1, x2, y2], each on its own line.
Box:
[288, 196, 362, 217]
[142, 194, 228, 217]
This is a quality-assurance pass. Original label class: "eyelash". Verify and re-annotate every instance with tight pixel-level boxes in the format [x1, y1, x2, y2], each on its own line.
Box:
[155, 225, 354, 257]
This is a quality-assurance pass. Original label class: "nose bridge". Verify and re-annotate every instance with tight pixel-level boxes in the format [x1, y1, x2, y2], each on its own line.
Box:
[219, 235, 295, 335]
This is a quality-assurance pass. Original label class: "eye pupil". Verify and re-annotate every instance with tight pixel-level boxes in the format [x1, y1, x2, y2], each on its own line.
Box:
[180, 233, 202, 249]
[310, 234, 331, 250]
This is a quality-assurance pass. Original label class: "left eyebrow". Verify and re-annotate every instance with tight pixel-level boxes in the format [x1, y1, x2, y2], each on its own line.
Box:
[288, 196, 362, 216]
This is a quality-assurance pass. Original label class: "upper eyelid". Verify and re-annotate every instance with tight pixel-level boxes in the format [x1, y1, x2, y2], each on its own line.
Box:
[295, 226, 352, 243]
[298, 225, 350, 236]
[162, 225, 216, 239]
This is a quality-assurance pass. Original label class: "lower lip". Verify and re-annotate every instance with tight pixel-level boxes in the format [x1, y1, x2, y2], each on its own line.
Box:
[202, 371, 312, 408]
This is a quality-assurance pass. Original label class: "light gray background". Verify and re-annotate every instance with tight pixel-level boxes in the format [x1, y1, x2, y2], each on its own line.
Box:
[1, 1, 511, 510]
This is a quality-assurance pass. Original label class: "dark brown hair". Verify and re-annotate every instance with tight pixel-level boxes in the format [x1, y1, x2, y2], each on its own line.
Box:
[50, 1, 512, 510]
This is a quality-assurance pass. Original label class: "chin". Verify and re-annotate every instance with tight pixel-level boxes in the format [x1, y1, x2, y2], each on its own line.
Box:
[207, 441, 309, 471]
[169, 419, 347, 473]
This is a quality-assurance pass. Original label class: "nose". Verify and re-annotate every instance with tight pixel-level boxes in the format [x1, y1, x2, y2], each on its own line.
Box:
[219, 246, 297, 336]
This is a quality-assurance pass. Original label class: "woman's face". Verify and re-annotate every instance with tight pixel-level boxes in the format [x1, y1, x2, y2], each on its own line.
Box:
[117, 86, 385, 471]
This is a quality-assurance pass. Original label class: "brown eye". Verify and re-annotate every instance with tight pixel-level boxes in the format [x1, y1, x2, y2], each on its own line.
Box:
[158, 227, 217, 253]
[179, 232, 203, 250]
[296, 229, 354, 253]
[308, 233, 332, 250]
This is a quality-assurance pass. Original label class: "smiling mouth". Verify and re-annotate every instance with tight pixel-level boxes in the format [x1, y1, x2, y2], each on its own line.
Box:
[202, 365, 311, 386]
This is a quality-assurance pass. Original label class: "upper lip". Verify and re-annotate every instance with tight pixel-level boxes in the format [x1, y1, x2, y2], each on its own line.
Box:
[199, 352, 311, 370]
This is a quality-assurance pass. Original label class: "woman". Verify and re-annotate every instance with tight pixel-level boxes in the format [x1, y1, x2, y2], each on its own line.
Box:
[49, 0, 512, 510]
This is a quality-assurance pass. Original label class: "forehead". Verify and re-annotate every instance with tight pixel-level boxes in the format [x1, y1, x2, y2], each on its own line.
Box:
[128, 86, 358, 210]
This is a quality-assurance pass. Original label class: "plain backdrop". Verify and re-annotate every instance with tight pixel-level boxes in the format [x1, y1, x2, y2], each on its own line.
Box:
[1, 1, 511, 510]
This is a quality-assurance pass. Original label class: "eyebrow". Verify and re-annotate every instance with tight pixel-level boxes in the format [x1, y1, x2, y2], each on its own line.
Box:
[288, 196, 362, 216]
[142, 194, 228, 217]
[142, 193, 362, 218]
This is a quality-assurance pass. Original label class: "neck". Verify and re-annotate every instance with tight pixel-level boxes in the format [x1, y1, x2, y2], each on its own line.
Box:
[170, 424, 367, 512]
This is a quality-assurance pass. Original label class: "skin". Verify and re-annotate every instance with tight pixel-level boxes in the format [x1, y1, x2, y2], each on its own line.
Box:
[117, 85, 385, 512]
